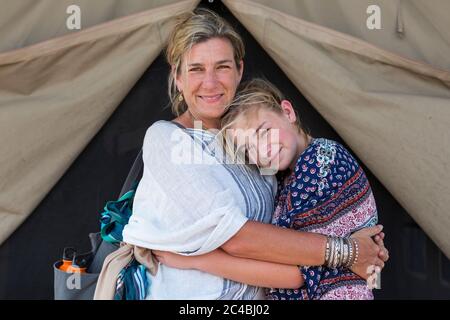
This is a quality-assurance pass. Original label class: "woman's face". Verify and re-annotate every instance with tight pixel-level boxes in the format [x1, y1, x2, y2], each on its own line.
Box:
[175, 37, 243, 126]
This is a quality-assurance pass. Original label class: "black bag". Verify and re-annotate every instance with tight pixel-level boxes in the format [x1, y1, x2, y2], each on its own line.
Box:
[53, 150, 144, 300]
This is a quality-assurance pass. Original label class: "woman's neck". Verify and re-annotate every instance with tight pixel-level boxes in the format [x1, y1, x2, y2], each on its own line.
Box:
[175, 110, 220, 130]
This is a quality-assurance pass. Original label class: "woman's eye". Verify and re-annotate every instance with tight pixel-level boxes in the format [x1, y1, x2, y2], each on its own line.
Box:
[189, 68, 202, 72]
[218, 65, 231, 69]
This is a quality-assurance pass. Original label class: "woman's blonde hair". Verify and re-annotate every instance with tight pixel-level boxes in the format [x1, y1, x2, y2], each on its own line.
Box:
[166, 8, 245, 116]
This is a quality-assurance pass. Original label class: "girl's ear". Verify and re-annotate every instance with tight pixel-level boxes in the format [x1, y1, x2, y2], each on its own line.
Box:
[280, 100, 297, 123]
[237, 60, 244, 83]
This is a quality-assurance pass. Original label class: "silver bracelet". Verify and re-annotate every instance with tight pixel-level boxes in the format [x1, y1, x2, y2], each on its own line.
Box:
[325, 236, 331, 265]
[330, 237, 337, 268]
[353, 238, 359, 266]
[342, 238, 350, 267]
[325, 236, 358, 269]
[346, 238, 354, 268]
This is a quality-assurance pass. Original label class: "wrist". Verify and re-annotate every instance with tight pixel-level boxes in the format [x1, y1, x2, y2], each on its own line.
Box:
[192, 251, 214, 271]
[324, 236, 358, 268]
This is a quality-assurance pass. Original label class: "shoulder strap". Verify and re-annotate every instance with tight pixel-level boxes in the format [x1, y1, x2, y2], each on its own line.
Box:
[119, 149, 143, 197]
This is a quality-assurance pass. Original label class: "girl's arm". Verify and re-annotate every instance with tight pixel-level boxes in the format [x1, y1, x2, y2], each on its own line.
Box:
[153, 249, 304, 289]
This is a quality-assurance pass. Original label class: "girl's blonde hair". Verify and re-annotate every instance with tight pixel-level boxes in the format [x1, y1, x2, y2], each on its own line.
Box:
[166, 8, 245, 116]
[219, 78, 308, 164]
[221, 78, 307, 133]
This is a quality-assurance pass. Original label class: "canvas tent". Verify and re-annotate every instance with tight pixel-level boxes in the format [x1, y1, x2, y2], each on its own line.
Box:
[0, 0, 449, 299]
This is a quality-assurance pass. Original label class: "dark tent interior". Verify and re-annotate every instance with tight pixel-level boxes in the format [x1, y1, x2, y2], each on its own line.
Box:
[0, 0, 449, 299]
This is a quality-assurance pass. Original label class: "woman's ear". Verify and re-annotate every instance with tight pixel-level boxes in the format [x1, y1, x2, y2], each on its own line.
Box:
[172, 64, 183, 92]
[280, 100, 297, 123]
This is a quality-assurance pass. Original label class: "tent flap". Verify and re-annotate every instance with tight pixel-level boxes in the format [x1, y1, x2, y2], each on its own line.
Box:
[223, 0, 450, 257]
[0, 0, 199, 245]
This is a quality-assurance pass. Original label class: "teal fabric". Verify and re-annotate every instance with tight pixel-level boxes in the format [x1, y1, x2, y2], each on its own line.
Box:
[100, 186, 136, 244]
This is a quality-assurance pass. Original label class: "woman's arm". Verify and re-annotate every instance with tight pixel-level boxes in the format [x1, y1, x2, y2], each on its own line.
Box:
[221, 221, 386, 280]
[153, 249, 304, 289]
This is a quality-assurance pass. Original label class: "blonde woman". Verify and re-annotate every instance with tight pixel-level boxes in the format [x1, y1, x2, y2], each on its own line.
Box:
[122, 8, 388, 300]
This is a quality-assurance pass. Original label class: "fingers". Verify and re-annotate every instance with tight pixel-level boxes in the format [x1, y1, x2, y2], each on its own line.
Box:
[372, 258, 385, 269]
[378, 247, 389, 262]
[374, 232, 386, 245]
[373, 233, 390, 262]
[353, 225, 384, 238]
[152, 250, 166, 264]
[374, 237, 384, 248]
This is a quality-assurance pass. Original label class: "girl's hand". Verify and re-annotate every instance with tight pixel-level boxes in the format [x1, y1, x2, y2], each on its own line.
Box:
[152, 250, 199, 270]
[350, 225, 388, 280]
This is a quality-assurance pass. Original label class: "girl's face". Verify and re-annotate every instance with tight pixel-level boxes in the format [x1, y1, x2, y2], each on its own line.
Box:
[175, 37, 243, 128]
[231, 101, 304, 173]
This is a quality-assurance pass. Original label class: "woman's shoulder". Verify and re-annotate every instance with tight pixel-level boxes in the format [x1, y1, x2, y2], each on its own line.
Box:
[146, 120, 180, 135]
[143, 120, 184, 144]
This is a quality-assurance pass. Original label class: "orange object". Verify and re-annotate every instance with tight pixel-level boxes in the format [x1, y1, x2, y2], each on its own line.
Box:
[58, 247, 90, 273]
[59, 259, 73, 272]
[58, 247, 76, 272]
[66, 265, 87, 274]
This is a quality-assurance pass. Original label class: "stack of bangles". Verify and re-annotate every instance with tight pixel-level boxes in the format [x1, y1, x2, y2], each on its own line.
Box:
[324, 237, 359, 269]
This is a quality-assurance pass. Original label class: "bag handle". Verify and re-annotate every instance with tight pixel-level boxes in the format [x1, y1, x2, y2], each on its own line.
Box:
[119, 149, 143, 198]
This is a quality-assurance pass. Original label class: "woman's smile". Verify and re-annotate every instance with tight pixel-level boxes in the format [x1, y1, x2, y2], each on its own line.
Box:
[198, 93, 225, 104]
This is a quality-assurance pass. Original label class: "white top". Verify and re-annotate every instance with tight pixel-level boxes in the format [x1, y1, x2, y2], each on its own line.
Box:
[122, 120, 277, 300]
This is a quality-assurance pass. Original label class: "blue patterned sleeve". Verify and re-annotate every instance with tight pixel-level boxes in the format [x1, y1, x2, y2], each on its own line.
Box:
[286, 139, 362, 299]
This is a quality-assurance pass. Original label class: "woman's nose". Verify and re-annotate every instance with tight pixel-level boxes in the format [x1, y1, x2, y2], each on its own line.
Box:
[201, 69, 219, 88]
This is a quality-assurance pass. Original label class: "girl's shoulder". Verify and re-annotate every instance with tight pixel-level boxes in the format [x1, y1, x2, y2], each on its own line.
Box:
[291, 138, 361, 191]
[286, 138, 364, 210]
[295, 138, 360, 172]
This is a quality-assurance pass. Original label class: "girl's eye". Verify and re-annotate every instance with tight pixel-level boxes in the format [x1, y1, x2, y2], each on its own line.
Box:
[258, 129, 269, 138]
[218, 65, 231, 69]
[189, 67, 203, 72]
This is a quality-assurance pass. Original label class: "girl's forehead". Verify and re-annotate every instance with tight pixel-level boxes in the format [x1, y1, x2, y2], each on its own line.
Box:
[234, 107, 278, 129]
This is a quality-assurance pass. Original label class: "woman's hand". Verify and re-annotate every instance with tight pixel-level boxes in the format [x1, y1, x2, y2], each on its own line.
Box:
[374, 232, 390, 262]
[350, 225, 389, 280]
[152, 250, 200, 270]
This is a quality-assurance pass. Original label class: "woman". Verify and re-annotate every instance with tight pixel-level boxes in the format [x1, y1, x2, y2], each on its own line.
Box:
[122, 8, 388, 300]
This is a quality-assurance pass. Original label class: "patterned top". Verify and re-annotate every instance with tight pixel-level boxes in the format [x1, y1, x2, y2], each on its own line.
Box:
[267, 138, 378, 300]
